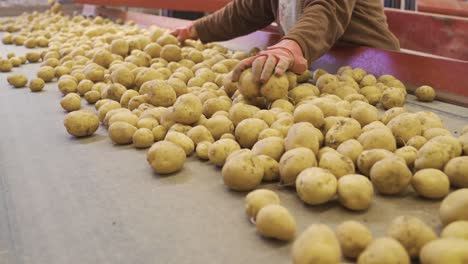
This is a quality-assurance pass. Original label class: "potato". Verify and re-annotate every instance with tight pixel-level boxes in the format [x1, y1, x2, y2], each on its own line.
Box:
[110, 39, 129, 57]
[459, 133, 468, 156]
[165, 131, 194, 156]
[202, 98, 232, 118]
[195, 141, 211, 160]
[441, 221, 468, 240]
[147, 141, 186, 174]
[411, 169, 450, 200]
[334, 100, 351, 117]
[415, 85, 436, 102]
[423, 128, 451, 140]
[28, 78, 45, 92]
[296, 167, 337, 205]
[60, 93, 81, 112]
[0, 58, 13, 72]
[137, 117, 159, 130]
[293, 103, 324, 128]
[132, 128, 154, 148]
[270, 116, 294, 137]
[92, 48, 113, 68]
[108, 121, 137, 145]
[76, 79, 93, 96]
[289, 83, 319, 103]
[345, 94, 369, 104]
[258, 155, 280, 181]
[238, 68, 260, 98]
[98, 101, 122, 122]
[228, 103, 259, 126]
[416, 111, 444, 132]
[358, 128, 397, 152]
[444, 156, 468, 188]
[160, 44, 182, 62]
[316, 73, 338, 90]
[111, 67, 134, 88]
[252, 204, 297, 243]
[337, 139, 363, 164]
[441, 188, 468, 226]
[253, 110, 277, 126]
[63, 110, 99, 137]
[387, 113, 422, 146]
[25, 51, 41, 63]
[395, 146, 418, 167]
[251, 136, 285, 161]
[152, 125, 167, 142]
[83, 90, 100, 104]
[415, 141, 452, 170]
[370, 157, 412, 195]
[337, 174, 373, 210]
[245, 189, 280, 220]
[292, 224, 341, 264]
[380, 107, 406, 125]
[101, 83, 127, 102]
[419, 238, 468, 264]
[140, 80, 176, 107]
[222, 150, 263, 191]
[325, 118, 362, 149]
[350, 102, 379, 127]
[309, 98, 337, 117]
[7, 73, 28, 88]
[220, 133, 235, 140]
[258, 128, 283, 140]
[234, 118, 268, 148]
[387, 216, 437, 258]
[279, 148, 317, 185]
[204, 115, 234, 140]
[381, 87, 406, 109]
[135, 68, 164, 88]
[336, 221, 373, 259]
[319, 151, 355, 179]
[170, 94, 202, 125]
[128, 95, 150, 111]
[58, 77, 78, 95]
[407, 135, 427, 150]
[208, 139, 241, 166]
[109, 112, 138, 127]
[260, 75, 288, 100]
[357, 237, 410, 264]
[271, 99, 295, 114]
[187, 125, 214, 145]
[284, 122, 320, 154]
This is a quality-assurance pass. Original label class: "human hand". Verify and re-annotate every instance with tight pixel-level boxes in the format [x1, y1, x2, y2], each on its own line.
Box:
[170, 23, 198, 43]
[231, 39, 307, 83]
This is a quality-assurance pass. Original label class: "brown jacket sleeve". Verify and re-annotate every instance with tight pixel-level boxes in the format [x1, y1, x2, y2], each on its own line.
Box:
[284, 0, 358, 64]
[194, 0, 275, 43]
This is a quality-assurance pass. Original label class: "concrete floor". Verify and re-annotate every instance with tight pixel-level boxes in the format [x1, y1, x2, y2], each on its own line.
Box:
[1, 33, 467, 264]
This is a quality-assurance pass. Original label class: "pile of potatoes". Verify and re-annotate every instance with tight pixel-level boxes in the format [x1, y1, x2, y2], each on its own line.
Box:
[1, 5, 468, 263]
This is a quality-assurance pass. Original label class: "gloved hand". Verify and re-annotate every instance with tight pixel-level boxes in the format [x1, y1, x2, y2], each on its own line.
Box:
[232, 39, 308, 83]
[170, 23, 198, 43]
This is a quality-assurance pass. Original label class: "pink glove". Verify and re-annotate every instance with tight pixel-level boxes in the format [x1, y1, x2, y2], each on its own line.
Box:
[170, 23, 198, 42]
[232, 39, 308, 83]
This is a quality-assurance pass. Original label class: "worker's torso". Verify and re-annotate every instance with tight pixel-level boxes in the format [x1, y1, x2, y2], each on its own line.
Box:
[274, 0, 400, 51]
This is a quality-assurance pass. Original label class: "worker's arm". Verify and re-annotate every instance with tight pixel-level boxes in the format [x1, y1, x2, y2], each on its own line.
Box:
[232, 0, 358, 83]
[285, 0, 357, 64]
[172, 0, 275, 43]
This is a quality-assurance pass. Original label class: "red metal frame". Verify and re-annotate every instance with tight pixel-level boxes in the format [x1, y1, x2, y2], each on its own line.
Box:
[77, 0, 468, 61]
[385, 9, 468, 61]
[417, 0, 468, 18]
[87, 6, 468, 107]
[76, 0, 230, 13]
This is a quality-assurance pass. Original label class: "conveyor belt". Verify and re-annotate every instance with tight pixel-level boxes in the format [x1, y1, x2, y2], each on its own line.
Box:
[1, 28, 467, 264]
